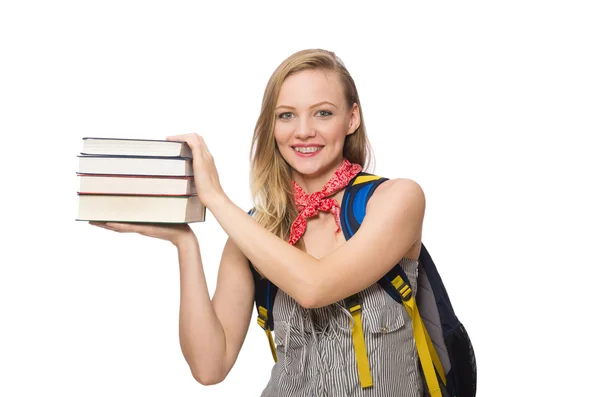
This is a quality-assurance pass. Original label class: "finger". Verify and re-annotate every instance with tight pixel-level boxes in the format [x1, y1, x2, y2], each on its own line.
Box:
[192, 136, 212, 157]
[104, 222, 140, 233]
[169, 134, 205, 155]
[166, 134, 187, 142]
[90, 222, 118, 232]
[90, 221, 111, 228]
[167, 133, 197, 141]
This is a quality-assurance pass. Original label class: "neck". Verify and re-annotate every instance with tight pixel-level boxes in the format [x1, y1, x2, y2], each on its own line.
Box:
[291, 157, 345, 194]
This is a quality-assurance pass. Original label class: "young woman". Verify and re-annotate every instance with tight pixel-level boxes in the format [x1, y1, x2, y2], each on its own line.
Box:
[91, 49, 426, 396]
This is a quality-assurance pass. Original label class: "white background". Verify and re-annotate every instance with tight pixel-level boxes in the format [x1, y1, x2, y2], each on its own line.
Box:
[1, 1, 598, 396]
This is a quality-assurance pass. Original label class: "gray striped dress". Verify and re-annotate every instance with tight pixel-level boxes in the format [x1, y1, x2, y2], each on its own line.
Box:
[260, 258, 424, 397]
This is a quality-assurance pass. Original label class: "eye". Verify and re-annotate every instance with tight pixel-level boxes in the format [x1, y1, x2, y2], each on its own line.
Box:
[316, 110, 333, 117]
[278, 112, 294, 120]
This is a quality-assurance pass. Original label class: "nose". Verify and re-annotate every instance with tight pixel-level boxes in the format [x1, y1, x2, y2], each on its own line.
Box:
[294, 115, 317, 139]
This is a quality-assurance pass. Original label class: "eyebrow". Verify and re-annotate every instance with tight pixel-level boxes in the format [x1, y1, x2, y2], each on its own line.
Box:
[275, 101, 338, 111]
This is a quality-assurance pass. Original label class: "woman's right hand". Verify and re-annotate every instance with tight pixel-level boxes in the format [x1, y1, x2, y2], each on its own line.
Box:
[89, 221, 195, 247]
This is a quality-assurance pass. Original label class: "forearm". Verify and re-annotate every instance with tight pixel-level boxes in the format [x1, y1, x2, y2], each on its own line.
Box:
[207, 195, 321, 307]
[176, 234, 227, 384]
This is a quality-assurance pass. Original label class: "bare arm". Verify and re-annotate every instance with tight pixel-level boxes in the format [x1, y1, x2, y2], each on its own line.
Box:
[176, 233, 254, 385]
[206, 178, 425, 308]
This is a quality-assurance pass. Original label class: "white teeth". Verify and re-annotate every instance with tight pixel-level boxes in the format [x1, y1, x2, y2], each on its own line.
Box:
[294, 147, 322, 153]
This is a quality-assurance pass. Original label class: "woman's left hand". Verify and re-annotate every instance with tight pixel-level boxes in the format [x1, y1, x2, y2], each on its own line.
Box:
[89, 222, 194, 247]
[166, 133, 225, 209]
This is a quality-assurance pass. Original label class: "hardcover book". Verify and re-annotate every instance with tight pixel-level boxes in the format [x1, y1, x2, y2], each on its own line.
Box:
[77, 174, 196, 195]
[77, 155, 193, 176]
[81, 137, 192, 158]
[77, 194, 206, 223]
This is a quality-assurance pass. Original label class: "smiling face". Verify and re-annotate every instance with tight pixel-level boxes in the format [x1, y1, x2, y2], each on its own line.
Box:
[274, 68, 360, 190]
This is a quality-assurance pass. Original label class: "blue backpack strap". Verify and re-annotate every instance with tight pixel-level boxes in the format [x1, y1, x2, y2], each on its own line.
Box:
[247, 208, 278, 362]
[340, 172, 390, 235]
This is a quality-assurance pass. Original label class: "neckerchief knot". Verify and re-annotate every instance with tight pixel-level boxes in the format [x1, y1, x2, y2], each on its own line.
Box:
[288, 158, 362, 245]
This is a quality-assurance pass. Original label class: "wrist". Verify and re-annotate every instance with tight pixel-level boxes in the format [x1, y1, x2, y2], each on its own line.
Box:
[172, 228, 197, 249]
[205, 192, 231, 214]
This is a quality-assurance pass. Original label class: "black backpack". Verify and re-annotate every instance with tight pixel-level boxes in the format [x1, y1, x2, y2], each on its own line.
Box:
[249, 172, 477, 397]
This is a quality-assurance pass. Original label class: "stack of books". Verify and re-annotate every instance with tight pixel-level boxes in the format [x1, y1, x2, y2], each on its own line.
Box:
[76, 137, 206, 223]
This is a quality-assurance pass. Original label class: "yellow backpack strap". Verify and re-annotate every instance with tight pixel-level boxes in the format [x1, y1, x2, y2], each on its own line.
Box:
[257, 306, 277, 362]
[392, 275, 446, 397]
[345, 294, 373, 388]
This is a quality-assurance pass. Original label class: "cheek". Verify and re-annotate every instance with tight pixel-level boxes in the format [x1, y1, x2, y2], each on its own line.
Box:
[273, 122, 293, 145]
[273, 128, 288, 156]
[324, 119, 350, 140]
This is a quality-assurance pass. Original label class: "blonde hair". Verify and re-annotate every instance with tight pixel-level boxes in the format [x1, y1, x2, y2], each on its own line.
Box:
[249, 49, 374, 242]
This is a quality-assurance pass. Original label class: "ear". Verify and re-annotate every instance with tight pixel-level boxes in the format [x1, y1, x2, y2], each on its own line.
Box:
[346, 102, 361, 136]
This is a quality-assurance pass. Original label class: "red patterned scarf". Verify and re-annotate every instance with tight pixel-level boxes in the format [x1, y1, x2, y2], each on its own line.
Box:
[288, 158, 362, 245]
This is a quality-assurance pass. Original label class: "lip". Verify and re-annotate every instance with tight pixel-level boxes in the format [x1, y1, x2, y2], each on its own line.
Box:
[291, 144, 324, 148]
[292, 145, 323, 158]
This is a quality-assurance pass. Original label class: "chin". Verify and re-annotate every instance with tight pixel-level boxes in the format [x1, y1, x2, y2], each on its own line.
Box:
[291, 163, 322, 177]
[285, 152, 334, 178]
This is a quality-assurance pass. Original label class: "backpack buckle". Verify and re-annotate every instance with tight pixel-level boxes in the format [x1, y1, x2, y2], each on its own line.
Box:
[257, 306, 269, 330]
[391, 275, 413, 301]
[345, 294, 362, 313]
[397, 282, 413, 301]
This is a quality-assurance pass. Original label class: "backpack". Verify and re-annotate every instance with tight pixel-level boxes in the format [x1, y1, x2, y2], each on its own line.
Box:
[249, 172, 477, 397]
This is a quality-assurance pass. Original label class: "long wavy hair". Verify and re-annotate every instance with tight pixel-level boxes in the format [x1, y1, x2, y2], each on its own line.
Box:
[249, 49, 374, 243]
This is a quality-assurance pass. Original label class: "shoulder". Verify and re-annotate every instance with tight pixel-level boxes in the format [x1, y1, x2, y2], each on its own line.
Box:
[371, 177, 425, 204]
[367, 178, 426, 218]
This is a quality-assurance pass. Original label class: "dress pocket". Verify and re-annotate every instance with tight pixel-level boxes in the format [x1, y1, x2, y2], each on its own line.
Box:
[362, 304, 406, 335]
[273, 319, 307, 349]
[360, 302, 417, 371]
[272, 318, 313, 377]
